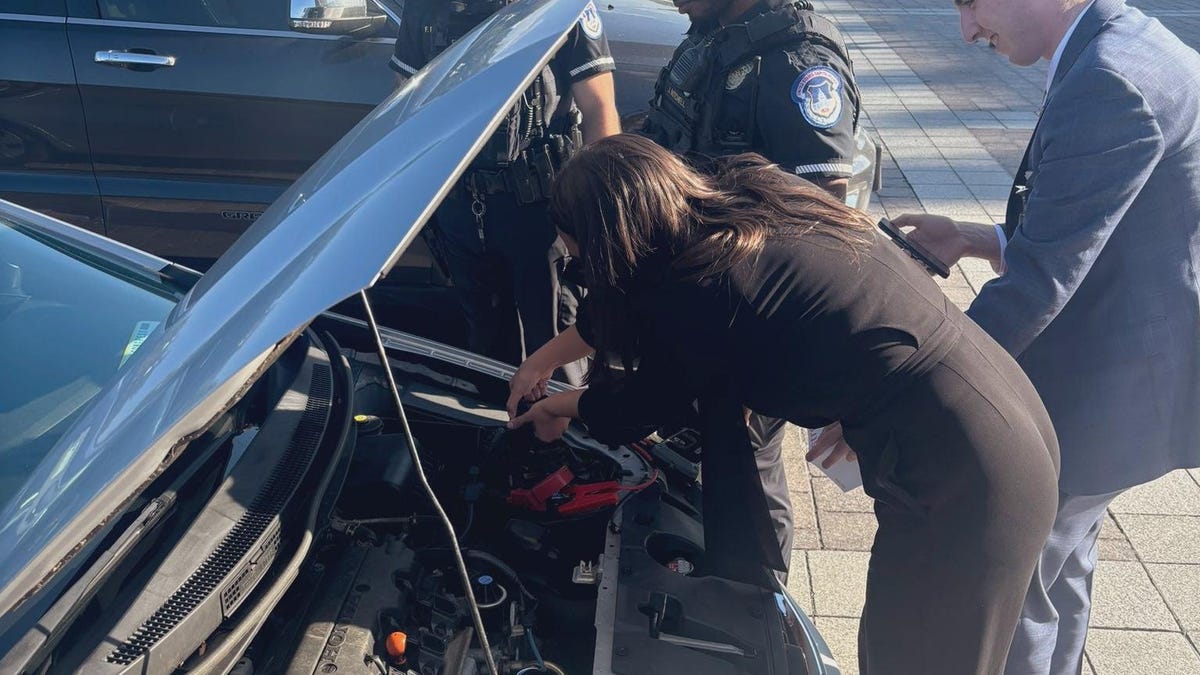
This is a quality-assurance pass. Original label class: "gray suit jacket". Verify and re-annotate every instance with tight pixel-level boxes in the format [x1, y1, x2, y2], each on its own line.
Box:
[967, 0, 1200, 495]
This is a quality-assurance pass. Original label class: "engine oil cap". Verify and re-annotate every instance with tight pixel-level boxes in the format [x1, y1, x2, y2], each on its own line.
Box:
[385, 631, 409, 659]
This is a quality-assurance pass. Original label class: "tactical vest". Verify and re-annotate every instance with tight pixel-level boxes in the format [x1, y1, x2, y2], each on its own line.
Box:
[405, 0, 580, 201]
[644, 1, 860, 157]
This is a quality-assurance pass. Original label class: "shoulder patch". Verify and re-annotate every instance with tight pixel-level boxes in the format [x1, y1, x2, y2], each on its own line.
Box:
[579, 1, 604, 40]
[725, 61, 755, 91]
[789, 65, 844, 129]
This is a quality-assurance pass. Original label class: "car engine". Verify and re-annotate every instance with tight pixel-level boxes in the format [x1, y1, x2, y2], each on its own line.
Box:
[248, 361, 670, 675]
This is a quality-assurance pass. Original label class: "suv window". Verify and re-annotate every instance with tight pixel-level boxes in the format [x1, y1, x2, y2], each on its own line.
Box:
[98, 0, 284, 30]
[8, 1, 65, 15]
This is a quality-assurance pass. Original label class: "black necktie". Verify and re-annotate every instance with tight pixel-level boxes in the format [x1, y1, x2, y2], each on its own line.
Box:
[1003, 135, 1034, 240]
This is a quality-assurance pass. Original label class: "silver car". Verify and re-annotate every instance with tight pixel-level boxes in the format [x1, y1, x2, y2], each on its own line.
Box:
[0, 2, 843, 673]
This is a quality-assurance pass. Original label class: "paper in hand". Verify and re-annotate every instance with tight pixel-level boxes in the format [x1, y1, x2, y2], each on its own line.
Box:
[808, 426, 864, 492]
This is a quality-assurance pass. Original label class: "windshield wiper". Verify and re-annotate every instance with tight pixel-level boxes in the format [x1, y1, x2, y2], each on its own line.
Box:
[0, 431, 229, 672]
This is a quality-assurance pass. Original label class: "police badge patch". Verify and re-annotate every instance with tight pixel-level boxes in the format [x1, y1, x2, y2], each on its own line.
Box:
[579, 1, 604, 40]
[725, 61, 755, 91]
[790, 65, 844, 129]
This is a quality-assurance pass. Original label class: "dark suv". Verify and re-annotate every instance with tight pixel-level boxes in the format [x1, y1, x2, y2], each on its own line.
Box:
[0, 0, 876, 273]
[2, 0, 410, 268]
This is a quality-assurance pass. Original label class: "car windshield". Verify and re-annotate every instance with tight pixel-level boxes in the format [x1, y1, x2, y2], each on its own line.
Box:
[0, 220, 178, 510]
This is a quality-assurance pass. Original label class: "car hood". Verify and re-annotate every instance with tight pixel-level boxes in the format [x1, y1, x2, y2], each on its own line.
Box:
[0, 0, 587, 621]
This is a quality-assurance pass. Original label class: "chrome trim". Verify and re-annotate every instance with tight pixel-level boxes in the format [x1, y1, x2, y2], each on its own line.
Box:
[66, 16, 395, 43]
[95, 50, 176, 67]
[0, 13, 65, 24]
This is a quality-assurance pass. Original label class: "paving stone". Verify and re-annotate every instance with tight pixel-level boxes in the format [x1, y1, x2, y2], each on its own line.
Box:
[1098, 511, 1123, 539]
[917, 198, 991, 217]
[955, 170, 1013, 186]
[890, 145, 945, 160]
[1147, 564, 1200, 632]
[1110, 470, 1200, 516]
[1089, 561, 1177, 630]
[1085, 629, 1200, 675]
[786, 550, 815, 615]
[807, 550, 870, 617]
[1116, 514, 1200, 564]
[819, 511, 877, 551]
[1083, 655, 1097, 675]
[931, 136, 985, 148]
[938, 146, 996, 161]
[900, 169, 960, 185]
[1001, 119, 1038, 130]
[812, 616, 861, 675]
[1097, 536, 1139, 562]
[968, 184, 1012, 202]
[958, 256, 999, 275]
[876, 186, 916, 199]
[912, 184, 976, 200]
[793, 502, 822, 550]
[896, 157, 953, 171]
[962, 270, 999, 293]
[813, 477, 875, 513]
[963, 119, 1008, 130]
[947, 158, 1008, 172]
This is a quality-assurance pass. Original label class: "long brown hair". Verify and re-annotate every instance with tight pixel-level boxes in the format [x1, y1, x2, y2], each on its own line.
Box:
[548, 133, 873, 374]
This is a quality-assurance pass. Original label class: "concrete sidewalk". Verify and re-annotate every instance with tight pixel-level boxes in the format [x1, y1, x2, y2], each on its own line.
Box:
[781, 2, 1200, 673]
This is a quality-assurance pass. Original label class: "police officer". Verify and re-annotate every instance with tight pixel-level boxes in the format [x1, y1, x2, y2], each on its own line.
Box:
[391, 0, 619, 377]
[641, 0, 862, 571]
[644, 0, 860, 198]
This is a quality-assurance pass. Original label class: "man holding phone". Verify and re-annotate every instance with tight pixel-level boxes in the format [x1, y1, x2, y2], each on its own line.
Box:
[897, 1, 1200, 672]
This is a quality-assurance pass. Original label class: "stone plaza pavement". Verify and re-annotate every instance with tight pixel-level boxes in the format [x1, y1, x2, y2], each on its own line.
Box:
[780, 1, 1200, 673]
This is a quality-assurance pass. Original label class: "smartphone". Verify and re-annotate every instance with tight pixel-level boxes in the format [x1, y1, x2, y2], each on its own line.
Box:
[877, 218, 951, 278]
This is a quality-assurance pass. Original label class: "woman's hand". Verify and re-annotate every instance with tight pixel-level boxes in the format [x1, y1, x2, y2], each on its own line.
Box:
[805, 422, 857, 469]
[505, 326, 597, 419]
[507, 359, 553, 419]
[507, 390, 583, 442]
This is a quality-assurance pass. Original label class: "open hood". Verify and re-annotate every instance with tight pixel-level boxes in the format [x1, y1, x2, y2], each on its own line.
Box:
[0, 0, 587, 621]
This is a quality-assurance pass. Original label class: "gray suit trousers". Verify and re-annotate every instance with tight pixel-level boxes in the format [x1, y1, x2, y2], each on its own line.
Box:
[749, 413, 794, 581]
[1005, 490, 1123, 675]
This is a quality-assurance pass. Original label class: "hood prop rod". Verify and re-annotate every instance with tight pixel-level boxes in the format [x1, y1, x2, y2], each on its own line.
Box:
[360, 290, 501, 675]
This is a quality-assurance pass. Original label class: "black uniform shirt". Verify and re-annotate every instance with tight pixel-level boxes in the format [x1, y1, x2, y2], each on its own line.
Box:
[390, 0, 615, 104]
[656, 0, 859, 180]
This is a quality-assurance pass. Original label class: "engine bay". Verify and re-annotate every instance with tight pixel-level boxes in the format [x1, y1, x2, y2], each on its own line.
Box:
[235, 338, 813, 675]
[0, 324, 819, 675]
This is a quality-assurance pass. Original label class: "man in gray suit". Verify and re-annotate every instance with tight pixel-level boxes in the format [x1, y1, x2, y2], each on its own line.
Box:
[897, 0, 1200, 672]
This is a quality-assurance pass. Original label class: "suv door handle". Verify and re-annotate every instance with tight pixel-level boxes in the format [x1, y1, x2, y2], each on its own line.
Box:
[94, 50, 177, 69]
